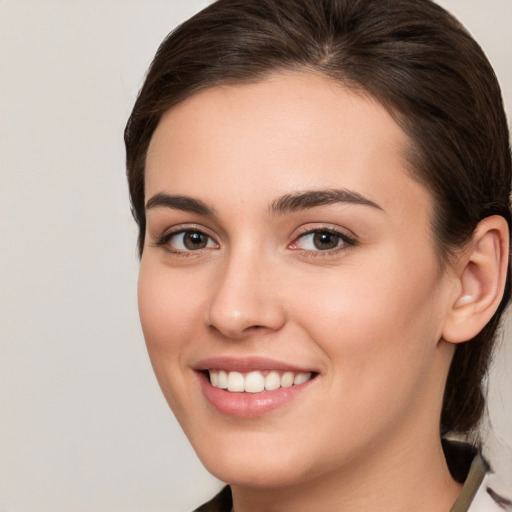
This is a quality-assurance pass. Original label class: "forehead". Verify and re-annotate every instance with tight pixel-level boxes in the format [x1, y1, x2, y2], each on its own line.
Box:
[145, 71, 430, 217]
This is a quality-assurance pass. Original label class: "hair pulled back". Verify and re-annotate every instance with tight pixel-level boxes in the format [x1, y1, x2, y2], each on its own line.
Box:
[125, 0, 512, 436]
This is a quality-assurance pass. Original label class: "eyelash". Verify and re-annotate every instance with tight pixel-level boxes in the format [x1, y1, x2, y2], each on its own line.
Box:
[153, 225, 358, 257]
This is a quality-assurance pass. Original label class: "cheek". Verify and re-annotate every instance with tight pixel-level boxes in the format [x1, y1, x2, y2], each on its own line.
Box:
[138, 263, 203, 348]
[288, 253, 444, 389]
[137, 262, 211, 421]
[287, 269, 445, 456]
[137, 261, 210, 407]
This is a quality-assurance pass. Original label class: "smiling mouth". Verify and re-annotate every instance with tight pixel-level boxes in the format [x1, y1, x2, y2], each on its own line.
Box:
[207, 369, 316, 393]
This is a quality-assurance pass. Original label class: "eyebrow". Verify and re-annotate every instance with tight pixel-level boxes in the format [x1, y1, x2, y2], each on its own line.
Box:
[145, 188, 382, 217]
[145, 193, 214, 215]
[269, 188, 383, 214]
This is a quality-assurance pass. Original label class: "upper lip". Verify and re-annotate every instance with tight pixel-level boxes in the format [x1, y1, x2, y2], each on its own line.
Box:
[194, 356, 316, 373]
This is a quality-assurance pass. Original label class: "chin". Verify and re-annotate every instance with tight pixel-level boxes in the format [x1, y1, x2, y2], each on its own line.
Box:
[187, 424, 334, 489]
[202, 454, 315, 489]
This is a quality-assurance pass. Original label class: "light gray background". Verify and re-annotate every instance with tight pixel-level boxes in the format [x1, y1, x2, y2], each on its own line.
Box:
[0, 1, 511, 511]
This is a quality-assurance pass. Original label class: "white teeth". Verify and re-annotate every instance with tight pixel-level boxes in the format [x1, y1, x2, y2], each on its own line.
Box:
[280, 372, 294, 388]
[265, 371, 281, 391]
[294, 372, 312, 385]
[227, 371, 245, 392]
[217, 370, 228, 389]
[244, 371, 265, 393]
[209, 370, 313, 393]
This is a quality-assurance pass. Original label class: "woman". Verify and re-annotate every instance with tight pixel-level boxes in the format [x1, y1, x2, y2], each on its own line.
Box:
[125, 0, 511, 510]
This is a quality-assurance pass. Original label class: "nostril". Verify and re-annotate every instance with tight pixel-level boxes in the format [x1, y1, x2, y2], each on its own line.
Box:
[208, 323, 264, 335]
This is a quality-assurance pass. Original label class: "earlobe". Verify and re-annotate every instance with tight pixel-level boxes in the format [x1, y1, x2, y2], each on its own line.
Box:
[442, 216, 510, 344]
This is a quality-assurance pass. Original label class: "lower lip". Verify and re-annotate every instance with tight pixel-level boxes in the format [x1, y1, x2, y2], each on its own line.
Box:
[198, 372, 314, 418]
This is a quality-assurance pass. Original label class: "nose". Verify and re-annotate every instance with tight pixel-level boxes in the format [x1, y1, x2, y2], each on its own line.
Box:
[205, 249, 286, 339]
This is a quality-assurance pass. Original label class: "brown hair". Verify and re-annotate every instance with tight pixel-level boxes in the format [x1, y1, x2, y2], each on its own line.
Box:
[125, 0, 511, 435]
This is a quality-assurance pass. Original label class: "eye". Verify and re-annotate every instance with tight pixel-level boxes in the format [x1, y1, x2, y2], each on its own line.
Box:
[290, 228, 356, 252]
[157, 229, 218, 253]
[300, 230, 340, 250]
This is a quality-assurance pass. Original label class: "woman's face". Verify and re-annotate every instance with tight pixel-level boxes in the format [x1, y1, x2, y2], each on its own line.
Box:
[139, 72, 457, 487]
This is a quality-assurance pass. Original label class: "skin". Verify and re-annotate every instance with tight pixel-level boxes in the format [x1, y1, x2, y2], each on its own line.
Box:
[139, 72, 472, 512]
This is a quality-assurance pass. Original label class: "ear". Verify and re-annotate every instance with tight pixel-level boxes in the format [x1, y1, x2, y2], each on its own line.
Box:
[442, 215, 510, 344]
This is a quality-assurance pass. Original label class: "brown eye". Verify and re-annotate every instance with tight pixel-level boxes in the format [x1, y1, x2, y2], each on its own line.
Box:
[312, 231, 340, 250]
[161, 229, 218, 252]
[183, 231, 209, 250]
[290, 227, 356, 254]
